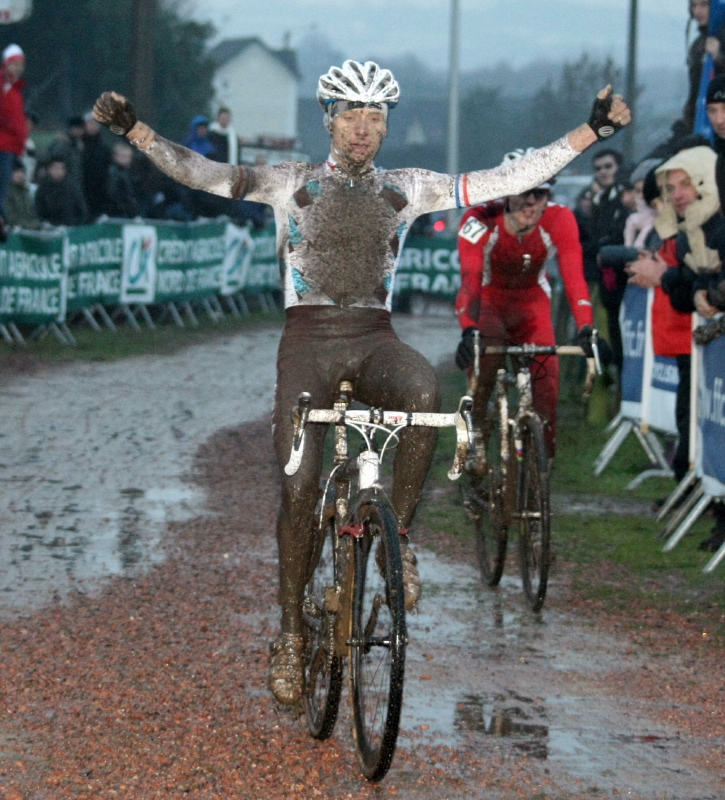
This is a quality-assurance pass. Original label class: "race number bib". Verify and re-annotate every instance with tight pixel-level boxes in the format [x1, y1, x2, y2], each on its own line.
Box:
[459, 217, 487, 244]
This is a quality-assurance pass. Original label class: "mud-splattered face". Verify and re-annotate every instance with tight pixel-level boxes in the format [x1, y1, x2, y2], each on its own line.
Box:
[330, 107, 387, 173]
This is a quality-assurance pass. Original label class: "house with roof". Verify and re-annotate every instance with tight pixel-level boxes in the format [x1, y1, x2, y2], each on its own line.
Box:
[209, 37, 301, 158]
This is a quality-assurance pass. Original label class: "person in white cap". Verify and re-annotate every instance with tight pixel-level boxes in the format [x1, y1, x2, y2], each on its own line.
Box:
[93, 61, 631, 706]
[0, 44, 27, 226]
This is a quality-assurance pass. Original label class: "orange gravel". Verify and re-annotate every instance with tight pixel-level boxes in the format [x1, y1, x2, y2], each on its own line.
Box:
[0, 420, 722, 799]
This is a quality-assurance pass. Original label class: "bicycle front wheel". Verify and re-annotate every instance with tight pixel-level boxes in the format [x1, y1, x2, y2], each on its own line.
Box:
[302, 488, 344, 739]
[516, 415, 551, 612]
[349, 500, 406, 782]
[462, 409, 508, 586]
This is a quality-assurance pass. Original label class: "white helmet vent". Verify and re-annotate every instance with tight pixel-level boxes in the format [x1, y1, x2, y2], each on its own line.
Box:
[317, 60, 400, 107]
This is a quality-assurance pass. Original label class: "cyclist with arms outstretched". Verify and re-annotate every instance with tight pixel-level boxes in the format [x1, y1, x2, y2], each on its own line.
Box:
[93, 62, 629, 706]
[454, 150, 608, 460]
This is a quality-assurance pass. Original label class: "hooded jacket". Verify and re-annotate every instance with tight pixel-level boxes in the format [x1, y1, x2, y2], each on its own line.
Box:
[655, 146, 725, 312]
[183, 116, 215, 157]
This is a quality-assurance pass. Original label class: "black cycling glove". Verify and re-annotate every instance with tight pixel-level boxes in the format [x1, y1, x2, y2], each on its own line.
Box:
[577, 325, 613, 366]
[455, 326, 483, 370]
[587, 92, 622, 141]
[94, 92, 138, 136]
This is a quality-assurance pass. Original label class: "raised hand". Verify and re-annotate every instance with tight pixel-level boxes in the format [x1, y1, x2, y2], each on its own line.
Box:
[587, 85, 631, 140]
[93, 91, 138, 137]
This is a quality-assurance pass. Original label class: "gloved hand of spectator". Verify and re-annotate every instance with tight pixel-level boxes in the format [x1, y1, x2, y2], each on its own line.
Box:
[93, 92, 138, 136]
[577, 325, 613, 366]
[455, 326, 484, 370]
[587, 86, 629, 140]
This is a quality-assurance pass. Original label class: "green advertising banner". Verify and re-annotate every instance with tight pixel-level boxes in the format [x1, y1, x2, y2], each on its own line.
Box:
[394, 235, 460, 298]
[221, 223, 254, 297]
[0, 230, 66, 324]
[245, 227, 281, 293]
[66, 223, 123, 312]
[154, 221, 227, 303]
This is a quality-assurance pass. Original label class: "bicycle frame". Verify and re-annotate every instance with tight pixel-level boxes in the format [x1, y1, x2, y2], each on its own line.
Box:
[463, 332, 599, 608]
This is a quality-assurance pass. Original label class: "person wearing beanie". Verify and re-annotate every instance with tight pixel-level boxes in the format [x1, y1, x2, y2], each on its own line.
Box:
[0, 44, 28, 224]
[629, 145, 725, 551]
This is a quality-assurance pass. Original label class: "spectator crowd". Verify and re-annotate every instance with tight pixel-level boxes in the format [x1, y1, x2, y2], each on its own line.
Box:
[0, 44, 268, 236]
[571, 0, 725, 553]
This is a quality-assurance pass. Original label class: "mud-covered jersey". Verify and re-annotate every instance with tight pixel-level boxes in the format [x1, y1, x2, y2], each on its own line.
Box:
[142, 135, 577, 309]
[455, 201, 593, 330]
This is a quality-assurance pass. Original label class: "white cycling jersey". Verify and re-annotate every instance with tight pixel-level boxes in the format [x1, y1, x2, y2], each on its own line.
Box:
[142, 135, 577, 310]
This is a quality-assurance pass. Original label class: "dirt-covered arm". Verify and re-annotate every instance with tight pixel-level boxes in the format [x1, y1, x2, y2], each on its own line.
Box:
[131, 124, 247, 199]
[93, 92, 248, 199]
[411, 86, 629, 214]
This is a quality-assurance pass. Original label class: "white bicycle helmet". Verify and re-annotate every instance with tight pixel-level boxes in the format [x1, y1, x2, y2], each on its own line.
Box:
[317, 60, 400, 108]
[501, 148, 555, 189]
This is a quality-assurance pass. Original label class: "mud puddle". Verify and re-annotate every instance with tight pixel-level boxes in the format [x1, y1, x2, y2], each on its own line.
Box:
[0, 325, 283, 613]
[401, 549, 723, 799]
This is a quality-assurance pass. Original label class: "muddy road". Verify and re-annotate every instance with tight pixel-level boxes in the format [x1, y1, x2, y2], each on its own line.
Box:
[0, 317, 723, 799]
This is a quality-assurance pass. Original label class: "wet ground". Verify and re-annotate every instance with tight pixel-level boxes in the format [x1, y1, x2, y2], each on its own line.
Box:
[0, 316, 457, 612]
[0, 316, 723, 799]
[405, 555, 722, 799]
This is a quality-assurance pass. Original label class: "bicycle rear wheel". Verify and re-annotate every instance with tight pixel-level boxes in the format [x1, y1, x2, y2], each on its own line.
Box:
[349, 499, 406, 782]
[462, 410, 508, 586]
[516, 415, 551, 612]
[302, 486, 344, 739]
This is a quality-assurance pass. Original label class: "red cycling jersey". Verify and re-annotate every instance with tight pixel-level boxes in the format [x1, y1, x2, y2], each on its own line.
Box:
[455, 200, 593, 330]
[455, 200, 592, 457]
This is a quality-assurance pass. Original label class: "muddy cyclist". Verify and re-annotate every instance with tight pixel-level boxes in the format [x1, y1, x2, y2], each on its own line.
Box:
[93, 60, 630, 707]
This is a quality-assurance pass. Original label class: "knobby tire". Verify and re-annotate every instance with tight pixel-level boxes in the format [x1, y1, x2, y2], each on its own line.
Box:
[349, 500, 406, 782]
[464, 410, 508, 586]
[303, 487, 344, 739]
[517, 415, 551, 612]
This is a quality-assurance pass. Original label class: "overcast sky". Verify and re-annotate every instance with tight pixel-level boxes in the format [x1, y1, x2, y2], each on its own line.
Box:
[186, 0, 689, 72]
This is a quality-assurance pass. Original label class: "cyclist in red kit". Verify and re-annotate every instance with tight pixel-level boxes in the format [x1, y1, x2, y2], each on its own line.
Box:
[455, 149, 602, 459]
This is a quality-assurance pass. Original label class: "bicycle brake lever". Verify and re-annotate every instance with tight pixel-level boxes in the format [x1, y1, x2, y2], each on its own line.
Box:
[591, 328, 602, 375]
[284, 392, 311, 476]
[448, 395, 473, 481]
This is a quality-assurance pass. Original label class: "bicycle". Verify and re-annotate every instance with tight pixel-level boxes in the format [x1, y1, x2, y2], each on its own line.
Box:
[461, 333, 597, 612]
[284, 381, 474, 781]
